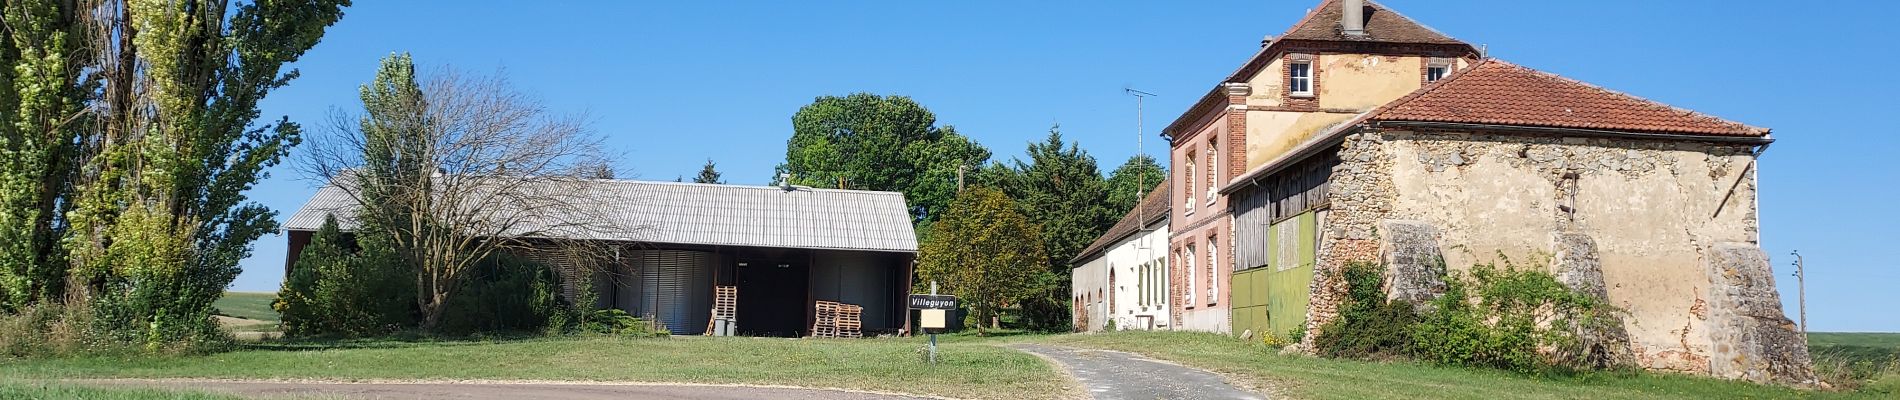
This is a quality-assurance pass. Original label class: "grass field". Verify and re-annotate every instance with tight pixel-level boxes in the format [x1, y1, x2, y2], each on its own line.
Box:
[210, 292, 279, 323]
[1808, 332, 1900, 391]
[1025, 331, 1896, 400]
[0, 381, 241, 400]
[0, 335, 1071, 400]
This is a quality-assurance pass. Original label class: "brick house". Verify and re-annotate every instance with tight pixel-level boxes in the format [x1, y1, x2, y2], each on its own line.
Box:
[1144, 0, 1813, 385]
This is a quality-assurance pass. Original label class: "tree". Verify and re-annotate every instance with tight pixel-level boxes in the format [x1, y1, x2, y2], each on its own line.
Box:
[0, 0, 87, 311]
[975, 126, 1118, 331]
[300, 54, 622, 331]
[916, 187, 1044, 335]
[0, 0, 352, 349]
[775, 93, 989, 224]
[1104, 154, 1165, 214]
[693, 159, 724, 184]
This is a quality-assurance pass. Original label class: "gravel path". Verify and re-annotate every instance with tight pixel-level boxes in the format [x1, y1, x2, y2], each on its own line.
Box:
[1011, 344, 1264, 400]
[85, 379, 935, 400]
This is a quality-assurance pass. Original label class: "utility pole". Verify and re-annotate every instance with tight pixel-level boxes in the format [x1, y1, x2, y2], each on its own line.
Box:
[1791, 250, 1806, 333]
[1125, 88, 1156, 198]
[956, 164, 966, 192]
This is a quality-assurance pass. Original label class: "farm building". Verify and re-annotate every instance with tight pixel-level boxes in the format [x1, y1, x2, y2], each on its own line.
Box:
[283, 179, 918, 337]
[1071, 181, 1171, 332]
[1124, 0, 1814, 385]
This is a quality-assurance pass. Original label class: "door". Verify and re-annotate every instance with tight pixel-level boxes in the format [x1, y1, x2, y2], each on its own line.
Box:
[735, 258, 810, 337]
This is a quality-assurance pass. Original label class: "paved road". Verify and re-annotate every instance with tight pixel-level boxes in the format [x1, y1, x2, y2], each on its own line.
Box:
[1012, 344, 1264, 400]
[89, 380, 934, 400]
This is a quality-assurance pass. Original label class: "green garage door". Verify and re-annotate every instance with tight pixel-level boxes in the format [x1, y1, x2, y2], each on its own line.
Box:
[1231, 211, 1317, 339]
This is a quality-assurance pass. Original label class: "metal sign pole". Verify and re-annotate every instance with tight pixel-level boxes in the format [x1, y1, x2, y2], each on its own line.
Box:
[931, 280, 938, 365]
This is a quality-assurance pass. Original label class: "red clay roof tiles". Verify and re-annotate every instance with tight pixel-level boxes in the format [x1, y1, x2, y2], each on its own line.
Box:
[1371, 60, 1768, 136]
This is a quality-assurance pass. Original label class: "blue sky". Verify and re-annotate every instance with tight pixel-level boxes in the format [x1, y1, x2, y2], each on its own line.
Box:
[237, 1, 1899, 332]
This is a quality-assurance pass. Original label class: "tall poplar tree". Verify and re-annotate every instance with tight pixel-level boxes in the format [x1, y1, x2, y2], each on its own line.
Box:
[0, 0, 350, 348]
[0, 0, 87, 311]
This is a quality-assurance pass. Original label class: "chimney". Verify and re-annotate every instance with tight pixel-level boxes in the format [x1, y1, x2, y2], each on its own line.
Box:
[780, 173, 793, 191]
[1342, 0, 1366, 38]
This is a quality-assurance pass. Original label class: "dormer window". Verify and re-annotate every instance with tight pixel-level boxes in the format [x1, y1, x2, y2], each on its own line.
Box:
[1289, 61, 1313, 96]
[1427, 58, 1453, 83]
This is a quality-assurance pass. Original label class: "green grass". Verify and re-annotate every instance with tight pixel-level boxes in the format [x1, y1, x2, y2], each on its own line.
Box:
[1809, 332, 1900, 392]
[0, 381, 241, 400]
[211, 292, 279, 323]
[1019, 330, 1893, 400]
[0, 335, 1071, 400]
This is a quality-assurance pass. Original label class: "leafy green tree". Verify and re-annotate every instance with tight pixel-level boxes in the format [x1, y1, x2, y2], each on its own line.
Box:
[49, 0, 351, 350]
[974, 126, 1117, 331]
[775, 93, 989, 224]
[1104, 154, 1165, 213]
[0, 0, 87, 311]
[916, 187, 1044, 335]
[693, 159, 724, 184]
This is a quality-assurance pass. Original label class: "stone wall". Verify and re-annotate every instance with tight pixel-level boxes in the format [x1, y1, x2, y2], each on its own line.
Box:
[1303, 128, 1813, 385]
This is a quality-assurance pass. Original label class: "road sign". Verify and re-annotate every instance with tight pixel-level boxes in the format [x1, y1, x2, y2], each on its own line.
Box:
[908, 294, 957, 310]
[920, 309, 948, 329]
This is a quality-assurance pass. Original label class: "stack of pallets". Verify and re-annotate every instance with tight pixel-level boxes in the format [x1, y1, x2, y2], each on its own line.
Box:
[706, 285, 737, 336]
[809, 301, 864, 339]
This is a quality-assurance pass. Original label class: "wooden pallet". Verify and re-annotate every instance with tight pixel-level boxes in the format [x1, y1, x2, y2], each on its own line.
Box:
[810, 300, 863, 339]
[706, 286, 738, 335]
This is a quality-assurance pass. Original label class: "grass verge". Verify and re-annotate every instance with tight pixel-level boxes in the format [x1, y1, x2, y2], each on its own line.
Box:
[0, 335, 1070, 400]
[0, 380, 242, 400]
[1024, 330, 1893, 400]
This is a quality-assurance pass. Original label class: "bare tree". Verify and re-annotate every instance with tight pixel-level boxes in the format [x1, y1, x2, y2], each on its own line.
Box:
[300, 54, 628, 330]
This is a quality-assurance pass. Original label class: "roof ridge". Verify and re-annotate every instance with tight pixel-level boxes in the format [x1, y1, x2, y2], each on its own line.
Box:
[1495, 61, 1769, 135]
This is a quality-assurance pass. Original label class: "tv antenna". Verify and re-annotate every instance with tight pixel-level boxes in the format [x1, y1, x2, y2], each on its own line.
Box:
[1125, 87, 1157, 200]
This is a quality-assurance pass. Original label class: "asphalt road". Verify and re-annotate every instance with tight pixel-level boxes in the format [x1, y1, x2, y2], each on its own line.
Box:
[90, 380, 935, 400]
[1011, 344, 1265, 400]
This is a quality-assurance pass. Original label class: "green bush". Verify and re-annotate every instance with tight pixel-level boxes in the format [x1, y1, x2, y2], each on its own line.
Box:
[1412, 259, 1624, 373]
[273, 216, 416, 338]
[1313, 258, 1626, 374]
[434, 253, 563, 336]
[1313, 262, 1420, 360]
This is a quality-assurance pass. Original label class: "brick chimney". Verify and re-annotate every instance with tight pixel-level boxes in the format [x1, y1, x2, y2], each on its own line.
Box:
[1342, 0, 1366, 38]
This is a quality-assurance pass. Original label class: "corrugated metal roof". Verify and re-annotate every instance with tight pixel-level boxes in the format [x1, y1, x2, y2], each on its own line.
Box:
[283, 179, 918, 253]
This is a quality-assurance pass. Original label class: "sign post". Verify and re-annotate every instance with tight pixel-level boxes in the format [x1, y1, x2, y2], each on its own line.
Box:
[910, 281, 958, 365]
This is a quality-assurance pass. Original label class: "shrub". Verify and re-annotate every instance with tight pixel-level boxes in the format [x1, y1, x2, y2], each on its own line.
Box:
[1313, 262, 1420, 360]
[1412, 258, 1626, 373]
[1313, 257, 1626, 374]
[434, 253, 563, 336]
[274, 216, 415, 338]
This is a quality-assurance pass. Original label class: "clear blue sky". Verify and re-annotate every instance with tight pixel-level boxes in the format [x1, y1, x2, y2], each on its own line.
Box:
[236, 1, 1899, 332]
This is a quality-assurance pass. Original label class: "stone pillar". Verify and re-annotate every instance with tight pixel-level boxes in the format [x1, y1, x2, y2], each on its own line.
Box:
[1702, 242, 1816, 386]
[1550, 232, 1632, 368]
[1378, 220, 1447, 308]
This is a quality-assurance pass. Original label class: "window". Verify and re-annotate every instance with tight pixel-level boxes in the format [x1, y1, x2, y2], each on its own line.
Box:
[1289, 61, 1313, 96]
[1207, 237, 1219, 305]
[1205, 138, 1217, 205]
[1183, 246, 1196, 305]
[1184, 151, 1197, 213]
[1427, 58, 1453, 83]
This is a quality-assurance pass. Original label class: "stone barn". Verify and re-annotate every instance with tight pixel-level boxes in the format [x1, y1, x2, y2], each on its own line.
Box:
[283, 180, 919, 337]
[1140, 0, 1815, 385]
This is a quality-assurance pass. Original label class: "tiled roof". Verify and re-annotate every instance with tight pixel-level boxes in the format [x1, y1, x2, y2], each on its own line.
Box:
[284, 179, 919, 253]
[1072, 180, 1170, 265]
[1371, 60, 1768, 136]
[1278, 0, 1464, 45]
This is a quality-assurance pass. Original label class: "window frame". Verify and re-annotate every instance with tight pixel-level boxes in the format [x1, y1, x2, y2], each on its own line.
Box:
[1289, 60, 1314, 97]
[1206, 236, 1219, 306]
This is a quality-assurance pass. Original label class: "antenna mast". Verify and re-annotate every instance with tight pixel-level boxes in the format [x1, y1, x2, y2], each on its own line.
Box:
[1125, 87, 1157, 203]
